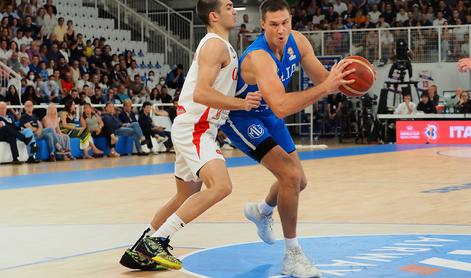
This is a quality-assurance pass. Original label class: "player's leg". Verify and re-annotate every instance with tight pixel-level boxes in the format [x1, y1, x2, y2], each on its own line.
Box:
[149, 178, 202, 230]
[261, 147, 320, 277]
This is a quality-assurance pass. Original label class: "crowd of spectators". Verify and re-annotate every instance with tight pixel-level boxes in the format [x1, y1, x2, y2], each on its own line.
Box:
[290, 0, 471, 31]
[235, 1, 471, 62]
[0, 0, 183, 164]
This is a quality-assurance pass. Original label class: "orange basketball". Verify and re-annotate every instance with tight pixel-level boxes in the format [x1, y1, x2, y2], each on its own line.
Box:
[338, 56, 375, 97]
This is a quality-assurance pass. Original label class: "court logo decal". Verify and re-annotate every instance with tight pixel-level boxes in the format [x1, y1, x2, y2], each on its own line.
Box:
[247, 124, 264, 139]
[182, 234, 471, 278]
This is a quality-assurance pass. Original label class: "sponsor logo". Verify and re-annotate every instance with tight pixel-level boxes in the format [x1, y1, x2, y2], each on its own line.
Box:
[247, 124, 264, 139]
[424, 123, 438, 141]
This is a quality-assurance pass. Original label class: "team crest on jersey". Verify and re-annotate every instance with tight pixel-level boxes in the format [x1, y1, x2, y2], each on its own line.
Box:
[287, 47, 296, 61]
[247, 124, 264, 139]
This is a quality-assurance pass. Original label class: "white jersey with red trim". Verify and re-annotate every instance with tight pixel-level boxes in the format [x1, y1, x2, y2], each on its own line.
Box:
[174, 32, 238, 131]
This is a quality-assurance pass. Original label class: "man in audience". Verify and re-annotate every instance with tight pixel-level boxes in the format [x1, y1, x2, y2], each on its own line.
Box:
[0, 101, 38, 163]
[394, 94, 417, 115]
[101, 102, 148, 155]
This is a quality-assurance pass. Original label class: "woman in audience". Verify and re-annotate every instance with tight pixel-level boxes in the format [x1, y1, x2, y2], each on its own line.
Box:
[81, 103, 120, 157]
[455, 91, 471, 113]
[42, 103, 74, 160]
[60, 100, 103, 159]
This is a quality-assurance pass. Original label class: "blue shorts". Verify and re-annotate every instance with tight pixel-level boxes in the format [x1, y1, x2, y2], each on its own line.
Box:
[220, 111, 295, 162]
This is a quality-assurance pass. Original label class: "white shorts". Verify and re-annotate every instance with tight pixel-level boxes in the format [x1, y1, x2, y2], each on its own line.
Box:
[172, 124, 224, 182]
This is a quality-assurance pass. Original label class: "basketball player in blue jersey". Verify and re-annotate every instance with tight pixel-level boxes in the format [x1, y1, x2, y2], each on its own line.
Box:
[220, 0, 355, 276]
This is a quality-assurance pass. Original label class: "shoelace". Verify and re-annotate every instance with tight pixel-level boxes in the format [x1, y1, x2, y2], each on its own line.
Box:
[262, 215, 274, 231]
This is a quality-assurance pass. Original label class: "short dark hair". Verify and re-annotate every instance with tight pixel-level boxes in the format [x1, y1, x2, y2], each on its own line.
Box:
[260, 0, 290, 20]
[197, 0, 221, 26]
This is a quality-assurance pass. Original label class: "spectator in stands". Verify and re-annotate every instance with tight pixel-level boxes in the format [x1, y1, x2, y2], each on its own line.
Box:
[20, 100, 57, 160]
[64, 20, 75, 44]
[394, 93, 417, 115]
[455, 91, 471, 113]
[47, 42, 63, 63]
[0, 39, 11, 62]
[368, 4, 381, 24]
[129, 74, 145, 96]
[7, 51, 21, 73]
[104, 87, 119, 104]
[433, 11, 446, 26]
[52, 17, 66, 42]
[89, 47, 107, 75]
[90, 87, 105, 105]
[312, 8, 325, 25]
[165, 64, 185, 89]
[138, 101, 172, 153]
[115, 83, 130, 103]
[427, 85, 439, 104]
[5, 85, 20, 107]
[43, 103, 73, 160]
[80, 102, 104, 137]
[70, 60, 80, 82]
[333, 0, 348, 15]
[119, 99, 137, 123]
[101, 102, 148, 155]
[70, 33, 85, 62]
[43, 5, 56, 38]
[79, 56, 90, 75]
[76, 72, 92, 91]
[35, 7, 45, 27]
[417, 92, 437, 114]
[61, 71, 74, 94]
[0, 101, 33, 164]
[382, 3, 396, 24]
[126, 60, 139, 79]
[2, 4, 20, 20]
[59, 42, 70, 63]
[146, 70, 158, 90]
[19, 56, 30, 75]
[158, 84, 176, 121]
[21, 85, 39, 105]
[60, 100, 103, 159]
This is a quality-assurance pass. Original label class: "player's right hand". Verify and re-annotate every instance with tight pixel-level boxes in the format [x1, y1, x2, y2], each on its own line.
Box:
[458, 57, 471, 72]
[243, 91, 262, 111]
[322, 60, 356, 94]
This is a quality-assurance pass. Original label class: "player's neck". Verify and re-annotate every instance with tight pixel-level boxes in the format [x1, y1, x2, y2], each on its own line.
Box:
[207, 26, 229, 41]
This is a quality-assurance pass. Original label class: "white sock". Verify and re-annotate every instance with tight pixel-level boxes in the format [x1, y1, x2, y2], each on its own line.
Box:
[258, 201, 274, 216]
[145, 224, 156, 236]
[152, 213, 185, 239]
[285, 237, 299, 250]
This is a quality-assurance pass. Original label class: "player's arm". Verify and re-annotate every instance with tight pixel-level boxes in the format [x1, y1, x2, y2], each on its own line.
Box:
[248, 50, 354, 118]
[293, 31, 329, 85]
[193, 39, 261, 111]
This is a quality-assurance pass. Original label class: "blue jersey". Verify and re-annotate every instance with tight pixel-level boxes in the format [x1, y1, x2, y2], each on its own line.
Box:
[233, 32, 301, 115]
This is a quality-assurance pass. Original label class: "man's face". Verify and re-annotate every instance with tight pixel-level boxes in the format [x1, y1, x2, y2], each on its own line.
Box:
[0, 103, 7, 116]
[24, 101, 34, 114]
[261, 8, 292, 49]
[106, 104, 114, 114]
[124, 102, 132, 112]
[404, 96, 411, 103]
[211, 0, 237, 30]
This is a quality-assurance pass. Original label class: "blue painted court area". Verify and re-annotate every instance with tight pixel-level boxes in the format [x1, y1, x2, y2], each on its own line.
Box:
[182, 234, 471, 278]
[0, 144, 447, 190]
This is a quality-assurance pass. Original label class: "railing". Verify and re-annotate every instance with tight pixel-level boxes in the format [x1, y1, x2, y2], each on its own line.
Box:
[86, 0, 193, 70]
[0, 61, 22, 102]
[239, 24, 471, 63]
[117, 0, 194, 59]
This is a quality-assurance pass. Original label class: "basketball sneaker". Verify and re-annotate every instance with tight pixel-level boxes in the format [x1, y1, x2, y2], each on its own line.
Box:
[119, 229, 167, 271]
[119, 249, 167, 271]
[282, 246, 321, 278]
[135, 236, 183, 270]
[244, 203, 276, 244]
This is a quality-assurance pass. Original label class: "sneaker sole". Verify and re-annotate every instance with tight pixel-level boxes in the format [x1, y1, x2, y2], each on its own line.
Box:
[152, 256, 182, 270]
[119, 249, 168, 271]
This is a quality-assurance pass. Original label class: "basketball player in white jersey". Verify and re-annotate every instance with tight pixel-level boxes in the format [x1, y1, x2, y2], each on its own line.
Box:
[119, 0, 261, 271]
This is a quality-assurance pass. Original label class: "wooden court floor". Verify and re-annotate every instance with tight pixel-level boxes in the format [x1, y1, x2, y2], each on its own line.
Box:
[0, 144, 470, 277]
